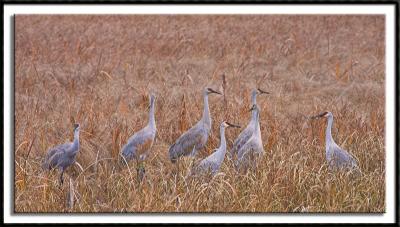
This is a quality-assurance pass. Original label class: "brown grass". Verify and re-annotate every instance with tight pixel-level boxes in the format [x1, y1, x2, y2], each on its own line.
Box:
[14, 15, 385, 212]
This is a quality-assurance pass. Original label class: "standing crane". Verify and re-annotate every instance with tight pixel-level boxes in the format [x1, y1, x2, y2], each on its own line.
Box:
[194, 121, 240, 176]
[236, 104, 265, 171]
[311, 111, 360, 171]
[42, 123, 80, 186]
[230, 88, 269, 159]
[168, 87, 222, 163]
[120, 93, 157, 182]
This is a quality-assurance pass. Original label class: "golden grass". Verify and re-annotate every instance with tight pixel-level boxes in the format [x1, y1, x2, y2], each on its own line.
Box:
[14, 15, 385, 212]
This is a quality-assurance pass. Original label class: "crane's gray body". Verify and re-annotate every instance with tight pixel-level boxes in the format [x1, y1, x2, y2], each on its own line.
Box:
[121, 125, 156, 161]
[230, 122, 255, 159]
[43, 142, 79, 171]
[324, 112, 358, 169]
[121, 94, 157, 162]
[236, 105, 264, 170]
[42, 124, 80, 185]
[169, 124, 209, 161]
[169, 88, 220, 163]
[230, 89, 266, 159]
[196, 122, 228, 175]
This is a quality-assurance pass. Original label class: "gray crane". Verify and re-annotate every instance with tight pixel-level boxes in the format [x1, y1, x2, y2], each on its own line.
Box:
[311, 111, 359, 171]
[230, 88, 269, 159]
[120, 93, 157, 181]
[194, 121, 240, 176]
[236, 104, 265, 171]
[169, 87, 222, 163]
[42, 123, 80, 186]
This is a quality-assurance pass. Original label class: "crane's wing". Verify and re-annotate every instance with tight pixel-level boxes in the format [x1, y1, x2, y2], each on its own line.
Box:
[42, 143, 71, 170]
[200, 148, 219, 164]
[331, 143, 358, 168]
[236, 139, 263, 170]
[169, 126, 208, 162]
[197, 155, 219, 175]
[231, 125, 253, 157]
[121, 128, 155, 161]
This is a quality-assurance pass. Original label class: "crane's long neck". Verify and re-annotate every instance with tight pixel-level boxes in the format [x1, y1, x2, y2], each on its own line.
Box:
[249, 92, 258, 125]
[72, 129, 80, 154]
[249, 106, 258, 126]
[216, 126, 227, 163]
[148, 98, 156, 129]
[219, 126, 227, 152]
[251, 92, 257, 106]
[326, 115, 334, 146]
[254, 111, 261, 137]
[202, 92, 211, 128]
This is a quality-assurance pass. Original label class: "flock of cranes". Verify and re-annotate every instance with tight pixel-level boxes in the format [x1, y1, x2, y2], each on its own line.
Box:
[42, 87, 360, 186]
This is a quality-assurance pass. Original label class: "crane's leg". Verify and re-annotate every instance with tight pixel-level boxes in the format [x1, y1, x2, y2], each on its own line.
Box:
[139, 159, 146, 184]
[177, 156, 180, 177]
[136, 157, 146, 187]
[136, 158, 140, 186]
[59, 168, 64, 187]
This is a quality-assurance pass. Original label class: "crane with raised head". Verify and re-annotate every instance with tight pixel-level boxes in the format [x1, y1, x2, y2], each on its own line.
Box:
[120, 93, 157, 182]
[230, 88, 269, 159]
[42, 123, 80, 186]
[194, 121, 240, 176]
[236, 104, 265, 171]
[311, 111, 359, 171]
[168, 87, 222, 163]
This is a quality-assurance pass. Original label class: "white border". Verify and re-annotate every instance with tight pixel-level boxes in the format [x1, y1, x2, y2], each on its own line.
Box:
[4, 4, 396, 224]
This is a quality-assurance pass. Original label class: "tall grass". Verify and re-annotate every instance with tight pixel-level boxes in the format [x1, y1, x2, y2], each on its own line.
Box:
[14, 15, 385, 212]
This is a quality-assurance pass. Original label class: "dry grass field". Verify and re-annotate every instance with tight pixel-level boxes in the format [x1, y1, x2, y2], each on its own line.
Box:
[14, 15, 385, 213]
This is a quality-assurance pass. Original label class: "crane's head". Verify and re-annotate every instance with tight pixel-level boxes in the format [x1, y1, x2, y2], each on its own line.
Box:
[205, 87, 222, 95]
[73, 123, 80, 132]
[222, 121, 241, 129]
[311, 111, 332, 119]
[251, 88, 270, 105]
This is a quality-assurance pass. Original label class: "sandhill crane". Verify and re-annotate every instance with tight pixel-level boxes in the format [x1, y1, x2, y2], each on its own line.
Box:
[193, 121, 240, 176]
[168, 87, 222, 163]
[230, 88, 269, 159]
[120, 93, 157, 181]
[236, 104, 265, 171]
[311, 111, 359, 171]
[42, 123, 80, 186]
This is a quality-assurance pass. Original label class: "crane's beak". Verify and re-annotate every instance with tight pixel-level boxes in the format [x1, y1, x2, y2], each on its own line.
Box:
[310, 112, 327, 119]
[208, 88, 222, 95]
[257, 88, 270, 95]
[226, 122, 241, 128]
